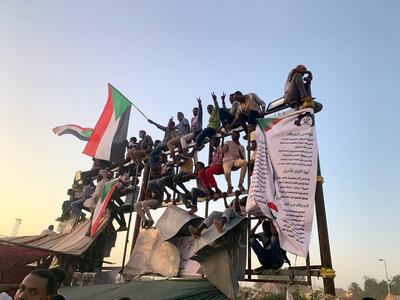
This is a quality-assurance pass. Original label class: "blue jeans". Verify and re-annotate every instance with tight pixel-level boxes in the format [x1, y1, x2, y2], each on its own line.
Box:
[202, 208, 236, 227]
[147, 179, 163, 198]
[195, 127, 216, 147]
[250, 237, 284, 269]
[218, 108, 234, 126]
[149, 143, 167, 166]
[181, 187, 206, 208]
[173, 172, 192, 194]
[70, 199, 84, 215]
[157, 175, 181, 196]
[239, 110, 261, 133]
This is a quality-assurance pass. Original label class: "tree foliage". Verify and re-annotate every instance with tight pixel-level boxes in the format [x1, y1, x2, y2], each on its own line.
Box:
[348, 282, 364, 299]
[391, 275, 400, 295]
[363, 276, 387, 300]
[346, 274, 400, 300]
[238, 274, 400, 300]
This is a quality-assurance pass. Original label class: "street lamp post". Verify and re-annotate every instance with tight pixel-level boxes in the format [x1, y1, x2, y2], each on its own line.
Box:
[379, 258, 391, 296]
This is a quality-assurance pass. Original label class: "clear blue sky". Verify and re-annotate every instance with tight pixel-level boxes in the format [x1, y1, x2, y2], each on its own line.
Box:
[0, 0, 399, 289]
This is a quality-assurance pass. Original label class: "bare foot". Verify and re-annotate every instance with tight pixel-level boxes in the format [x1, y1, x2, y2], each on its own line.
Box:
[188, 225, 201, 238]
[189, 206, 198, 215]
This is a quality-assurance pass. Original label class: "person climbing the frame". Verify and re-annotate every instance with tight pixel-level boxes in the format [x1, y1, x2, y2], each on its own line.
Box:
[189, 92, 220, 156]
[283, 64, 323, 113]
[221, 130, 247, 194]
[180, 98, 203, 156]
[188, 190, 247, 238]
[249, 218, 291, 274]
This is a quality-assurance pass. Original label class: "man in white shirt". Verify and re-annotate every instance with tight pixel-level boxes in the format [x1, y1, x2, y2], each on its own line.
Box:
[221, 131, 247, 193]
[40, 225, 56, 235]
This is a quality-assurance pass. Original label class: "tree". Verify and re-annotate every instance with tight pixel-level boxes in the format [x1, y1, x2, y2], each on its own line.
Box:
[310, 289, 324, 300]
[390, 275, 400, 295]
[348, 282, 364, 299]
[363, 276, 387, 300]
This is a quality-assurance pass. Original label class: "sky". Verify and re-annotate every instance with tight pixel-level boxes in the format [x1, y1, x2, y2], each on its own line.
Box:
[0, 0, 399, 290]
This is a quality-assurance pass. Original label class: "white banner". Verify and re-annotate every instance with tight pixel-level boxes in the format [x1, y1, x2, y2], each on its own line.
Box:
[246, 108, 318, 257]
[247, 124, 275, 218]
[173, 236, 201, 277]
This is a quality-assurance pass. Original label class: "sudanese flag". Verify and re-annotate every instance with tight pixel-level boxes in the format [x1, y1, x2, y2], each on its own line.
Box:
[83, 84, 131, 163]
[90, 179, 118, 236]
[53, 124, 93, 141]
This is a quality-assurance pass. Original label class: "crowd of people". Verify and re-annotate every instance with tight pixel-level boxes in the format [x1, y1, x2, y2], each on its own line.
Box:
[48, 65, 319, 277]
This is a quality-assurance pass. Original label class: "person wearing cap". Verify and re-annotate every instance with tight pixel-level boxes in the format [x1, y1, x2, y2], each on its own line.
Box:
[284, 64, 322, 113]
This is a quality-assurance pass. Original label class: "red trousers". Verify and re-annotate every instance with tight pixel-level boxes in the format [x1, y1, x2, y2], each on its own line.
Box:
[198, 164, 224, 188]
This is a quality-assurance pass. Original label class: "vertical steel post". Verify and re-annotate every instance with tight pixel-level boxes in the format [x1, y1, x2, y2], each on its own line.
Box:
[246, 134, 252, 279]
[247, 216, 252, 280]
[315, 158, 336, 296]
[130, 164, 150, 254]
[306, 253, 311, 286]
[120, 165, 140, 272]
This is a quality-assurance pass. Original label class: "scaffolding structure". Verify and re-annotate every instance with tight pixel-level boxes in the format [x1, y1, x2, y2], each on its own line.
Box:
[122, 101, 336, 297]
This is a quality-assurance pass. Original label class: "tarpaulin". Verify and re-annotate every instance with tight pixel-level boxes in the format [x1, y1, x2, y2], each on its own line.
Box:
[60, 279, 225, 300]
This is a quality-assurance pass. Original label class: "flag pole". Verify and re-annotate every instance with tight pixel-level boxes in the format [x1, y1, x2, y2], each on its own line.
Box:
[109, 83, 150, 120]
[131, 102, 150, 120]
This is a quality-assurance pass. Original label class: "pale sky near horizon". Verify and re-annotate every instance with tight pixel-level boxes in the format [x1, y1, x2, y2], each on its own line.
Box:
[0, 0, 399, 290]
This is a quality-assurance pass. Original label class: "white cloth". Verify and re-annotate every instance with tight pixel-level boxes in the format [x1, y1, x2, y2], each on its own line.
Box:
[40, 229, 56, 235]
[0, 292, 12, 300]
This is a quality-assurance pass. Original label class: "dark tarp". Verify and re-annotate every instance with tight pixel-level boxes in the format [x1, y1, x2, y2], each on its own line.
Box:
[0, 211, 112, 272]
[0, 244, 50, 271]
[60, 279, 226, 300]
[0, 211, 112, 286]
